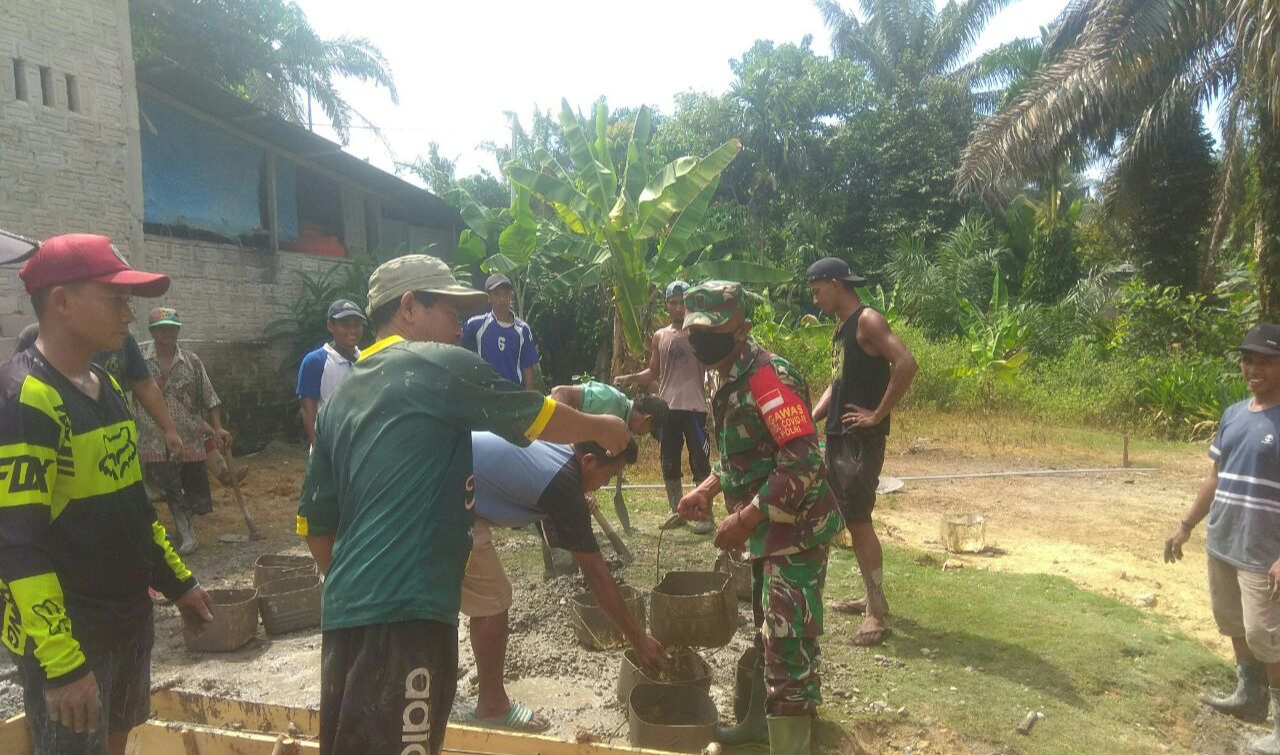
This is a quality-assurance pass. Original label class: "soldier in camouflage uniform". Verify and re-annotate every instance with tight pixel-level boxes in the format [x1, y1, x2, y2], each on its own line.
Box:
[676, 281, 843, 755]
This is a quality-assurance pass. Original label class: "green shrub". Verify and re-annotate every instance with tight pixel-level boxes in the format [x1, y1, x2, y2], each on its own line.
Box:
[1006, 339, 1145, 429]
[1136, 353, 1246, 439]
[897, 325, 981, 411]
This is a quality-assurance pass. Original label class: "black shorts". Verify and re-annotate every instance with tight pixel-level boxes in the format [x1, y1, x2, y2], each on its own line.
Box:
[825, 432, 886, 525]
[320, 619, 458, 755]
[12, 621, 153, 754]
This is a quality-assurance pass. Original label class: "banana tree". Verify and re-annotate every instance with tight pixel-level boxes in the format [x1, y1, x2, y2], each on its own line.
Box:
[506, 99, 749, 366]
[954, 268, 1031, 406]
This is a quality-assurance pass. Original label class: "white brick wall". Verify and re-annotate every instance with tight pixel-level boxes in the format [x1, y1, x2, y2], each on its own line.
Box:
[0, 0, 143, 339]
[139, 237, 347, 342]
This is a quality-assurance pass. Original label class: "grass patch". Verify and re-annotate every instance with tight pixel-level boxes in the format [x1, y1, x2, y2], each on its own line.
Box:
[497, 487, 1229, 754]
[818, 542, 1227, 754]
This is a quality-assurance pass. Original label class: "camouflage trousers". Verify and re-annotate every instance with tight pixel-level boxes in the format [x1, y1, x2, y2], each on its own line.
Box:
[750, 545, 829, 716]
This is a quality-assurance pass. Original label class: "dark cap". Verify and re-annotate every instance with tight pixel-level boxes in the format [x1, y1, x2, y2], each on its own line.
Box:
[1238, 324, 1280, 356]
[19, 234, 170, 297]
[327, 299, 367, 321]
[805, 257, 866, 284]
[485, 273, 514, 292]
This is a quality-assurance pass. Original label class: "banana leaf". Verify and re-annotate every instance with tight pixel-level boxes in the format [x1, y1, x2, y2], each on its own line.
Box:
[559, 99, 615, 213]
[656, 175, 721, 264]
[634, 139, 741, 239]
[604, 226, 651, 356]
[621, 106, 653, 206]
[505, 165, 600, 230]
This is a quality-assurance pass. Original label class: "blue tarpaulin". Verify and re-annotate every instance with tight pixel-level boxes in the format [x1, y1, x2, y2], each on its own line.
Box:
[140, 94, 266, 238]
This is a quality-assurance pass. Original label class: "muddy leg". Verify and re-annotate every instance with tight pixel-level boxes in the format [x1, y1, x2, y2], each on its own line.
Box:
[470, 611, 511, 720]
[849, 522, 889, 642]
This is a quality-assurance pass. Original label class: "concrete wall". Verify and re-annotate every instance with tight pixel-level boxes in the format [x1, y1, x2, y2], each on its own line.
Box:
[0, 0, 145, 352]
[139, 235, 341, 341]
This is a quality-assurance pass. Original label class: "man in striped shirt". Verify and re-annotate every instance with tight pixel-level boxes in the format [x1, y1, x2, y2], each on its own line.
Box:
[1167, 324, 1280, 754]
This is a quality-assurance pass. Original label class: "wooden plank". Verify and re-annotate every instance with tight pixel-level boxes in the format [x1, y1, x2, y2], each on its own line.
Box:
[0, 712, 33, 755]
[1, 691, 681, 755]
[125, 722, 313, 755]
[151, 689, 319, 738]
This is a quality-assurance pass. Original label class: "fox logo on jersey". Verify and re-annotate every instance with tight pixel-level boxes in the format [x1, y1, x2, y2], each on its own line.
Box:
[98, 426, 138, 480]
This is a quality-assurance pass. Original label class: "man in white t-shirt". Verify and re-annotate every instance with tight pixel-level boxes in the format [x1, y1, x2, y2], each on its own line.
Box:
[296, 299, 366, 446]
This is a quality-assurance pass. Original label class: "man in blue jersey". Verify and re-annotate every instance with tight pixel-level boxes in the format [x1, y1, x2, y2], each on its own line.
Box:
[296, 299, 366, 447]
[1166, 324, 1280, 755]
[461, 274, 539, 388]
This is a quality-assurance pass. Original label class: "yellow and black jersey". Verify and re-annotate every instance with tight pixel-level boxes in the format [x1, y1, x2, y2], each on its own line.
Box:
[0, 349, 195, 685]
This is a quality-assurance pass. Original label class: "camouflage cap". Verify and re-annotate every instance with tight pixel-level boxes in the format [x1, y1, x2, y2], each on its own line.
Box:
[683, 280, 747, 328]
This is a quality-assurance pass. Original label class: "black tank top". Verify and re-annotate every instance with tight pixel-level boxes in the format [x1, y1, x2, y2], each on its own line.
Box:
[826, 305, 891, 436]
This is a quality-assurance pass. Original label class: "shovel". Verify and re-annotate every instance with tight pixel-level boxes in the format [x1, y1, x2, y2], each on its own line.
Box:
[612, 474, 632, 534]
[218, 446, 261, 541]
[591, 501, 634, 565]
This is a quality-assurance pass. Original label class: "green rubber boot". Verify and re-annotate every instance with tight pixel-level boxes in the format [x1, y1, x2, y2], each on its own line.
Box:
[766, 714, 811, 755]
[716, 648, 767, 744]
[1203, 660, 1268, 722]
[1250, 689, 1280, 754]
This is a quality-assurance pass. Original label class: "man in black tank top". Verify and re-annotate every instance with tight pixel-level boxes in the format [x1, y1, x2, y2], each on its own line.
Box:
[807, 258, 918, 648]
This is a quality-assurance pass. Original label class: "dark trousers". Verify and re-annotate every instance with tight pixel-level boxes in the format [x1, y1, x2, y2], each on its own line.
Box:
[659, 409, 711, 484]
[147, 460, 213, 516]
[320, 620, 459, 755]
[12, 621, 153, 754]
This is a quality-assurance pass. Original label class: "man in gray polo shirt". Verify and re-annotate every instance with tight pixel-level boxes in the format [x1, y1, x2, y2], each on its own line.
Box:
[1166, 324, 1280, 754]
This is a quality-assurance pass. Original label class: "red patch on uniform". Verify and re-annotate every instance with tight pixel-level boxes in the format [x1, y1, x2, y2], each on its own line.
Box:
[748, 365, 815, 444]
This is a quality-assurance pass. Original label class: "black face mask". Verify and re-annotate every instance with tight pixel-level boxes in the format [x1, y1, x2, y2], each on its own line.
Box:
[689, 330, 737, 365]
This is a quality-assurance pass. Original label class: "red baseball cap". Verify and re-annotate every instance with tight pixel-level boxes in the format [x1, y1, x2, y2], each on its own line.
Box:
[19, 234, 170, 297]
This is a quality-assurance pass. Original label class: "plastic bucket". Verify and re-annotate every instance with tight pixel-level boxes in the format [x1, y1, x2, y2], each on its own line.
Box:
[941, 514, 986, 553]
[569, 586, 646, 650]
[627, 683, 718, 753]
[616, 647, 712, 706]
[257, 574, 321, 635]
[184, 588, 258, 652]
[253, 554, 316, 588]
[650, 571, 736, 648]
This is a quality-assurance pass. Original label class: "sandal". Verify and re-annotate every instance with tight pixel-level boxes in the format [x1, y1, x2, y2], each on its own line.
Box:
[465, 701, 551, 733]
[853, 626, 892, 647]
[831, 597, 868, 615]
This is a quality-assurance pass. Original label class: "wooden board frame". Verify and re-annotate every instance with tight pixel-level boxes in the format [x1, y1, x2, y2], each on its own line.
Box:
[0, 689, 682, 755]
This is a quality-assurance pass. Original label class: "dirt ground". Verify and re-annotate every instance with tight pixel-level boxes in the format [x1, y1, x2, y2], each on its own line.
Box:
[0, 423, 1245, 752]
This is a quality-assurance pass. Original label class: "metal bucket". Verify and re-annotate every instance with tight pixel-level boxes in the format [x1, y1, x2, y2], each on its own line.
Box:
[627, 682, 718, 753]
[184, 588, 258, 652]
[714, 551, 752, 601]
[941, 514, 987, 553]
[650, 571, 736, 648]
[570, 586, 646, 650]
[616, 647, 712, 706]
[257, 574, 321, 635]
[253, 554, 316, 588]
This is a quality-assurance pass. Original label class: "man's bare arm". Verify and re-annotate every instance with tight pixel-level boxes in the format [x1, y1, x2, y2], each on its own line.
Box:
[856, 311, 917, 424]
[300, 397, 319, 446]
[615, 333, 662, 386]
[549, 385, 582, 410]
[307, 534, 336, 575]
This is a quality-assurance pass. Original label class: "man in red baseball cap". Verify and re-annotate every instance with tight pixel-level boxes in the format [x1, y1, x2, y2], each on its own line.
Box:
[2, 234, 212, 755]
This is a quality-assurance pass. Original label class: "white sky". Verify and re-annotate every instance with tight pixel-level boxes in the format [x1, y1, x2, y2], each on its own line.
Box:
[291, 0, 1069, 182]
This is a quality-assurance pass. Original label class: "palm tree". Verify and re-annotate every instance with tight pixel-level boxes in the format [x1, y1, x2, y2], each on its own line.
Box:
[957, 0, 1280, 316]
[813, 0, 1025, 251]
[814, 0, 1021, 104]
[130, 0, 398, 145]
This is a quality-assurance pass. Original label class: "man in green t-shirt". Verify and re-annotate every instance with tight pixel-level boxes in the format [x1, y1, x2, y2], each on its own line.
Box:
[297, 255, 629, 755]
[549, 381, 667, 438]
